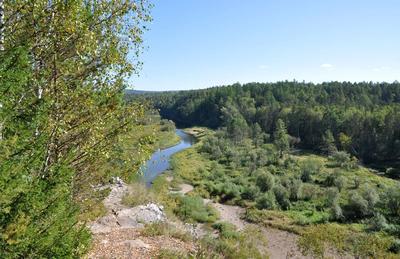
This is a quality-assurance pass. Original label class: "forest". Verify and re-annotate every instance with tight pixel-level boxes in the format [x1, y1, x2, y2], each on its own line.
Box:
[139, 81, 400, 169]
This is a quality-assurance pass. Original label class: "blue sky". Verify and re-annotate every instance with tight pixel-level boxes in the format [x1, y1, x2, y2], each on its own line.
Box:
[131, 0, 400, 91]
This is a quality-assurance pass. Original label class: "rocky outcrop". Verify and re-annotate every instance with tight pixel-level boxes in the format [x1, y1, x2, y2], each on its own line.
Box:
[89, 178, 166, 234]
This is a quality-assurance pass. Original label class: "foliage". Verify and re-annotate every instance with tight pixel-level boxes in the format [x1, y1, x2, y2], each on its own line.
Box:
[141, 222, 191, 242]
[298, 224, 395, 258]
[0, 0, 152, 256]
[196, 225, 268, 259]
[256, 191, 277, 210]
[174, 196, 218, 223]
[212, 222, 239, 239]
[300, 158, 322, 182]
[273, 119, 290, 158]
[255, 169, 275, 192]
[321, 130, 337, 155]
[140, 81, 400, 165]
[329, 151, 358, 170]
[384, 184, 400, 217]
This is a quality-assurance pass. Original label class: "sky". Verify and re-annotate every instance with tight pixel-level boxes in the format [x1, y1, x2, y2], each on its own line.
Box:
[130, 0, 400, 91]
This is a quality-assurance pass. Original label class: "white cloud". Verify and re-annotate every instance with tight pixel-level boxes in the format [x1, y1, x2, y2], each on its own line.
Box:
[320, 63, 333, 69]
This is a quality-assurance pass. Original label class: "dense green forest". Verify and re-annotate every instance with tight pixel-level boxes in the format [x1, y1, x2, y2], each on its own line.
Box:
[138, 82, 400, 168]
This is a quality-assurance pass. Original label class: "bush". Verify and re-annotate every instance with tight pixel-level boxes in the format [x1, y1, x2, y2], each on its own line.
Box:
[324, 170, 346, 191]
[343, 191, 370, 219]
[174, 196, 218, 223]
[256, 191, 277, 210]
[300, 159, 322, 183]
[141, 222, 191, 242]
[255, 170, 275, 192]
[241, 185, 260, 201]
[361, 185, 379, 209]
[212, 222, 239, 239]
[334, 176, 346, 192]
[160, 119, 176, 132]
[331, 200, 344, 221]
[325, 187, 339, 207]
[299, 184, 319, 201]
[368, 213, 389, 231]
[196, 225, 267, 259]
[384, 185, 400, 216]
[220, 182, 241, 201]
[273, 184, 291, 210]
[201, 136, 225, 160]
[389, 239, 400, 254]
[329, 151, 358, 170]
[288, 178, 302, 201]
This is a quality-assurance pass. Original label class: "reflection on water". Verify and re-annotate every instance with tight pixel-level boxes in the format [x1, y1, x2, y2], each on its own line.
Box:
[141, 129, 194, 186]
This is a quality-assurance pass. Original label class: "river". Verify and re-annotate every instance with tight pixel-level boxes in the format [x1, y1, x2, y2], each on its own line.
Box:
[141, 129, 194, 186]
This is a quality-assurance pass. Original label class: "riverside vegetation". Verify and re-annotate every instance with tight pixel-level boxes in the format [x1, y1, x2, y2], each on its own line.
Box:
[127, 83, 400, 258]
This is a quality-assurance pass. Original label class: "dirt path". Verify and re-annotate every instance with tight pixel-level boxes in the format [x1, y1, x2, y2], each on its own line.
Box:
[178, 183, 309, 259]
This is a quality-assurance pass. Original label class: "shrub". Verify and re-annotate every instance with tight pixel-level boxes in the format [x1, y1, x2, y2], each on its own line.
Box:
[273, 184, 291, 210]
[343, 191, 370, 219]
[324, 170, 346, 191]
[141, 222, 191, 242]
[299, 184, 319, 201]
[334, 176, 346, 192]
[220, 182, 241, 201]
[160, 119, 176, 132]
[300, 159, 322, 182]
[201, 136, 225, 160]
[174, 196, 218, 223]
[331, 200, 344, 221]
[325, 187, 339, 207]
[196, 225, 267, 259]
[241, 185, 260, 201]
[361, 185, 379, 209]
[368, 213, 389, 231]
[329, 151, 358, 170]
[212, 222, 239, 239]
[256, 191, 277, 210]
[384, 185, 400, 216]
[288, 178, 302, 201]
[255, 170, 275, 192]
[389, 239, 400, 254]
[324, 173, 335, 187]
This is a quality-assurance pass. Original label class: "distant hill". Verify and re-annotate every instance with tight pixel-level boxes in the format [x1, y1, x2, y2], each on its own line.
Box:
[124, 89, 155, 95]
[124, 89, 181, 96]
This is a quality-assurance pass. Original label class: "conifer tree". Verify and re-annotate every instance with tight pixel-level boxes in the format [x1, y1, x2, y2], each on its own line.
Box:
[0, 1, 151, 256]
[273, 119, 289, 158]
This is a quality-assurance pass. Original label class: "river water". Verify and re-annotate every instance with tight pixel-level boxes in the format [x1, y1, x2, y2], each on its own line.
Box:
[141, 129, 194, 186]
